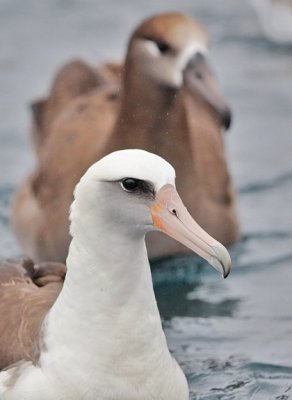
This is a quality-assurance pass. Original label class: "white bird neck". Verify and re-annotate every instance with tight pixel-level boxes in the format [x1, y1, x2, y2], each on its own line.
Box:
[39, 223, 177, 395]
[50, 228, 161, 326]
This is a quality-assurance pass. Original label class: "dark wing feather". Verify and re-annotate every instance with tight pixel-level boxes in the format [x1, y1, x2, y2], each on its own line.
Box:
[0, 259, 66, 370]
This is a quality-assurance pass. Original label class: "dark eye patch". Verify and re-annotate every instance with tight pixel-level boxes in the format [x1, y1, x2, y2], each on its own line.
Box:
[140, 34, 173, 55]
[155, 40, 172, 54]
[121, 178, 155, 199]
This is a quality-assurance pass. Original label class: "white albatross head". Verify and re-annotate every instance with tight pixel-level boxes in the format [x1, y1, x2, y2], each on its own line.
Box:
[71, 149, 231, 278]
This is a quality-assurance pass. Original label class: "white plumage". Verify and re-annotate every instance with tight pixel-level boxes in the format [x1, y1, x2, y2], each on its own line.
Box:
[0, 149, 230, 399]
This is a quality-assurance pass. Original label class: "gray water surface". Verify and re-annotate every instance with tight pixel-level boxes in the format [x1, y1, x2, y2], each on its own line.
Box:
[1, 1, 292, 399]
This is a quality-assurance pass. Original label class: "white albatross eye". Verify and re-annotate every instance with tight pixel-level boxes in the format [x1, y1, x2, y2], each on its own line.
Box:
[121, 178, 140, 192]
[120, 178, 156, 198]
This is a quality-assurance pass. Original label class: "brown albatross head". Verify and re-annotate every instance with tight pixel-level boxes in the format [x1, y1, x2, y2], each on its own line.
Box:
[125, 12, 231, 129]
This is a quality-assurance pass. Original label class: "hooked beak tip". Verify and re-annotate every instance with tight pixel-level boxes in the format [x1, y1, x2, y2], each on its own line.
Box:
[222, 107, 232, 130]
[223, 264, 230, 279]
[211, 244, 232, 279]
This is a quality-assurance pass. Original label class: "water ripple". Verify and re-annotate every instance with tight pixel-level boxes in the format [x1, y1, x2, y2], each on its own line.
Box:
[239, 170, 292, 195]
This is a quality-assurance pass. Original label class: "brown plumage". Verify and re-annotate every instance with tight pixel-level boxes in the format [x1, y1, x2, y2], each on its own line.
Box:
[12, 12, 240, 262]
[30, 60, 121, 157]
[0, 259, 65, 370]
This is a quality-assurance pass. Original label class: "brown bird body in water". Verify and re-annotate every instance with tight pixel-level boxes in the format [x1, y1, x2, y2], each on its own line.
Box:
[0, 259, 65, 371]
[12, 12, 240, 263]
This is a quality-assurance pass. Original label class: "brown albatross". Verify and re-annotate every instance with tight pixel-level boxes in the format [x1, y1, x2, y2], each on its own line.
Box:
[12, 12, 239, 263]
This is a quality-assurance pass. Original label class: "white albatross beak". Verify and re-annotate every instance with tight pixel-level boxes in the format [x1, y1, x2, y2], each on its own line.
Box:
[150, 184, 231, 278]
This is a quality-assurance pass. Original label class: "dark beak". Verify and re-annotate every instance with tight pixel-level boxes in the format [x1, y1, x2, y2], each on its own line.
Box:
[183, 53, 232, 130]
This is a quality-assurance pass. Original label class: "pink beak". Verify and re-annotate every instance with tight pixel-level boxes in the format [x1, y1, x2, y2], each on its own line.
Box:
[150, 184, 231, 278]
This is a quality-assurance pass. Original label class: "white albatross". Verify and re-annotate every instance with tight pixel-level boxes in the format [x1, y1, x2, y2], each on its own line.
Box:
[0, 149, 231, 400]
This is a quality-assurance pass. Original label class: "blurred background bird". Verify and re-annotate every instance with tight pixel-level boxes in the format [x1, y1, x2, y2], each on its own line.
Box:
[251, 0, 292, 44]
[11, 12, 240, 263]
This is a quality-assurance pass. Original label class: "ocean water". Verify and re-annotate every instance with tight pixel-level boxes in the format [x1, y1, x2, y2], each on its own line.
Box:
[0, 0, 292, 399]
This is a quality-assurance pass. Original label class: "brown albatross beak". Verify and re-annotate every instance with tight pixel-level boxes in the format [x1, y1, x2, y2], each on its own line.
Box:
[183, 53, 232, 130]
[150, 184, 231, 278]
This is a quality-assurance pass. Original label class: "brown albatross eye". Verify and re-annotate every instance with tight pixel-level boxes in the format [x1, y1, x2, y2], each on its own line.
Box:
[156, 40, 172, 54]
